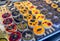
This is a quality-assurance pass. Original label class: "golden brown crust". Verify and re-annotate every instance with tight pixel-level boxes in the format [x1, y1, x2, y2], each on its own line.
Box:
[33, 26, 45, 35]
[51, 3, 58, 8]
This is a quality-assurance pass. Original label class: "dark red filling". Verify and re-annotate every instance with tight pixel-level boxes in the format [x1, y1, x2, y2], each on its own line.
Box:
[6, 24, 16, 32]
[47, 23, 51, 26]
[30, 6, 34, 8]
[3, 18, 13, 25]
[2, 13, 11, 18]
[35, 11, 38, 14]
[9, 32, 22, 41]
[41, 16, 44, 18]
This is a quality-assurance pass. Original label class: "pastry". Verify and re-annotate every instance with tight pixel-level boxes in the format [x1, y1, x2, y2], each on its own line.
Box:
[22, 29, 33, 40]
[33, 26, 45, 35]
[36, 14, 45, 21]
[3, 18, 13, 25]
[57, 7, 60, 12]
[17, 22, 27, 31]
[6, 24, 17, 33]
[2, 13, 11, 18]
[9, 32, 22, 41]
[28, 19, 38, 28]
[51, 3, 58, 8]
[42, 20, 53, 29]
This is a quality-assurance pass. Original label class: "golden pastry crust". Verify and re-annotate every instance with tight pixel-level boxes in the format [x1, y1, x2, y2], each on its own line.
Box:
[45, 0, 52, 4]
[14, 1, 33, 10]
[57, 7, 60, 12]
[33, 26, 45, 35]
[51, 3, 58, 8]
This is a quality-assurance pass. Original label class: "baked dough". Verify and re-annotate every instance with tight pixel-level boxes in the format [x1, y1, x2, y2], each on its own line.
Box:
[57, 7, 60, 12]
[36, 14, 45, 21]
[42, 20, 53, 29]
[33, 26, 45, 35]
[51, 3, 58, 8]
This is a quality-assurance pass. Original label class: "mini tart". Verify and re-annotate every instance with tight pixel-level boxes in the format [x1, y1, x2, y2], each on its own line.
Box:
[0, 38, 8, 41]
[9, 32, 22, 41]
[28, 5, 36, 10]
[42, 20, 53, 29]
[16, 5, 25, 11]
[22, 1, 32, 7]
[57, 7, 60, 12]
[45, 0, 52, 4]
[33, 26, 45, 35]
[32, 9, 40, 15]
[2, 13, 11, 18]
[3, 18, 13, 25]
[14, 2, 25, 10]
[22, 30, 33, 40]
[14, 15, 23, 23]
[28, 19, 38, 27]
[36, 14, 45, 21]
[17, 22, 27, 31]
[6, 24, 17, 33]
[51, 3, 58, 8]
[12, 10, 20, 16]
[14, 2, 22, 7]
